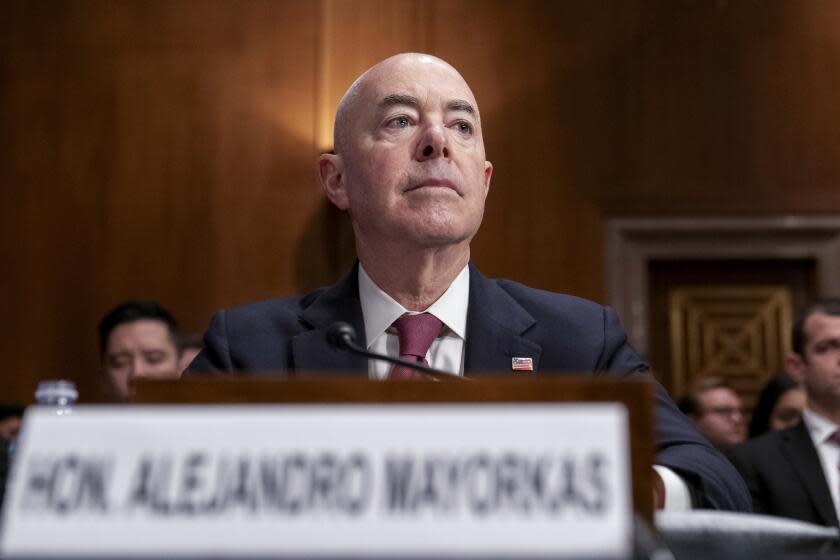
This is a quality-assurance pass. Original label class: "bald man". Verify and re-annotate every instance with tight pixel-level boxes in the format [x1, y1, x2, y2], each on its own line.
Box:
[189, 53, 750, 512]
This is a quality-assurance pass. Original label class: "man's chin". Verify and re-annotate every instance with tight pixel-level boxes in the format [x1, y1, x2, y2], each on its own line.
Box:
[400, 215, 479, 246]
[403, 227, 474, 249]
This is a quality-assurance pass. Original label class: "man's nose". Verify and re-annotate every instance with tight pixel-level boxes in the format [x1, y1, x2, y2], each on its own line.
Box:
[415, 123, 449, 161]
[131, 358, 153, 379]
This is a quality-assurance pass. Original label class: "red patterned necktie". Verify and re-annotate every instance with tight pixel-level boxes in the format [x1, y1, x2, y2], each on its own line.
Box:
[388, 313, 444, 380]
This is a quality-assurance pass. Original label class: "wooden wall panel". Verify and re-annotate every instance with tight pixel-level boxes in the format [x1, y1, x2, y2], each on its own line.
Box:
[2, 1, 322, 402]
[5, 1, 840, 404]
[597, 0, 840, 213]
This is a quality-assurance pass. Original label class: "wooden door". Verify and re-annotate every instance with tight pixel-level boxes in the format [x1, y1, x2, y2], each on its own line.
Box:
[648, 258, 817, 408]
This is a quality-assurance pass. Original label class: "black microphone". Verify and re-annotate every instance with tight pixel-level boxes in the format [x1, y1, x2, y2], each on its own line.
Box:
[326, 322, 467, 381]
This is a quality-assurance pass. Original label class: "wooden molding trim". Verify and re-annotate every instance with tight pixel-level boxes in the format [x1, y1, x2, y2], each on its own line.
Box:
[604, 216, 840, 355]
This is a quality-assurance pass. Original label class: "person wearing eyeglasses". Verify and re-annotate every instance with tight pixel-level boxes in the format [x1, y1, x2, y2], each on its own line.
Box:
[678, 377, 747, 451]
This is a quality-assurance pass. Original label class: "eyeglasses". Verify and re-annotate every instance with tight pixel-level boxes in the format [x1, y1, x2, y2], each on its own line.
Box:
[704, 407, 744, 418]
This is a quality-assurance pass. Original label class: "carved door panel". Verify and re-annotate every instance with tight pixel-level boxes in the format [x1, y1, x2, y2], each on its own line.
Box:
[648, 259, 817, 407]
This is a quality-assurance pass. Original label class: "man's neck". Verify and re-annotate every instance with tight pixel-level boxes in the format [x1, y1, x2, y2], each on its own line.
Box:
[357, 243, 470, 311]
[806, 399, 840, 427]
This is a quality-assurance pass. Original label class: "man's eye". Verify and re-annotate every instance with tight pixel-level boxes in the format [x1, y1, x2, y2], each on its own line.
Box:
[145, 351, 165, 364]
[814, 339, 840, 353]
[388, 116, 410, 128]
[454, 121, 473, 134]
[108, 354, 129, 368]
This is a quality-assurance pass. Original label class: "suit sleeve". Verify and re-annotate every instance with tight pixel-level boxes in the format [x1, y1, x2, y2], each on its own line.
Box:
[185, 310, 234, 374]
[599, 306, 752, 512]
[595, 306, 649, 373]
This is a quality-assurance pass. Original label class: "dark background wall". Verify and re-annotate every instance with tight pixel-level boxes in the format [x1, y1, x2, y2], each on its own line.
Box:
[4, 1, 840, 403]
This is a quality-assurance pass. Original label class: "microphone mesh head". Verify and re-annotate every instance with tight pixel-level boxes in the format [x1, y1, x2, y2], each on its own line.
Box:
[326, 322, 356, 349]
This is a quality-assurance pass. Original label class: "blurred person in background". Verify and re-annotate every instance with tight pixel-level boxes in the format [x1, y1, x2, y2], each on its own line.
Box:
[0, 404, 24, 509]
[0, 404, 24, 442]
[729, 298, 840, 525]
[99, 300, 183, 402]
[748, 372, 805, 439]
[678, 377, 747, 451]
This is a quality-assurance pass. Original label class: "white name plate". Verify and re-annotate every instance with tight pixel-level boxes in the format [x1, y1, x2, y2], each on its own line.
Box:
[1, 404, 632, 558]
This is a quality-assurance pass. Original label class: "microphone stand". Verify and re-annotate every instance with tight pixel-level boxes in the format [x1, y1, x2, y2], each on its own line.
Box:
[327, 322, 470, 382]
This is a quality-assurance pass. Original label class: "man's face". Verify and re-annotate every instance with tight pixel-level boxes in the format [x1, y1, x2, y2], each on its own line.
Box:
[103, 319, 180, 402]
[324, 54, 492, 251]
[788, 311, 840, 414]
[692, 387, 746, 450]
[0, 416, 21, 441]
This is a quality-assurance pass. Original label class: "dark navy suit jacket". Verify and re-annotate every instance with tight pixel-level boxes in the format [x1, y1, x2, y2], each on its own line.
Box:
[728, 422, 837, 525]
[189, 262, 751, 511]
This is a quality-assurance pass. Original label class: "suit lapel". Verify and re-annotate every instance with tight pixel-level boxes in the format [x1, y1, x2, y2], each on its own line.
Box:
[294, 262, 543, 376]
[464, 263, 542, 376]
[291, 263, 367, 376]
[780, 422, 839, 526]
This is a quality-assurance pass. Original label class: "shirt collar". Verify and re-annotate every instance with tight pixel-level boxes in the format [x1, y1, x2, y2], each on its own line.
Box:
[802, 406, 839, 444]
[358, 263, 470, 349]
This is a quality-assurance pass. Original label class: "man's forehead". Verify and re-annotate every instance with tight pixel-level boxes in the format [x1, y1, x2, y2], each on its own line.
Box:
[333, 53, 481, 151]
[361, 57, 477, 108]
[108, 320, 173, 347]
[805, 311, 840, 338]
[377, 93, 477, 115]
[701, 387, 736, 402]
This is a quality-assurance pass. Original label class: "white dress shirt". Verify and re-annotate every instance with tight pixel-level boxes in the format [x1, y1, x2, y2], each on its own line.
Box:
[358, 263, 469, 379]
[356, 262, 691, 510]
[802, 407, 840, 520]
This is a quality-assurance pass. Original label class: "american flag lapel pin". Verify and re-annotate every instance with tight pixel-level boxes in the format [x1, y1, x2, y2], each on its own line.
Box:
[511, 357, 533, 372]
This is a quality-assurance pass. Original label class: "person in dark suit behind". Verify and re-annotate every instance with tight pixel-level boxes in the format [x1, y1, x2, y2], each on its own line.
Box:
[189, 52, 749, 512]
[729, 298, 840, 526]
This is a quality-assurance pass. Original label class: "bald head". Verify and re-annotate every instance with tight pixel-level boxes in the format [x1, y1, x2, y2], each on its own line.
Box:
[318, 52, 492, 268]
[333, 53, 481, 155]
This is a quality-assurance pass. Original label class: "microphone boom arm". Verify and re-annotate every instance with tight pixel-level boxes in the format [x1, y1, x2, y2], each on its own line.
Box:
[327, 322, 468, 382]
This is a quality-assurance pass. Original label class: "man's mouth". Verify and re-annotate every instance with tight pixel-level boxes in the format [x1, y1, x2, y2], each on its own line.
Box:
[406, 179, 460, 195]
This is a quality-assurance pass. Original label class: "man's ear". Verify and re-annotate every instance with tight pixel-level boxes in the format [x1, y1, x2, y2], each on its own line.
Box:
[785, 352, 806, 384]
[483, 160, 493, 197]
[318, 153, 349, 210]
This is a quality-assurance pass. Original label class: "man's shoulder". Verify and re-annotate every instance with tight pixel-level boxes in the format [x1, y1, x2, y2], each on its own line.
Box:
[473, 271, 630, 368]
[217, 287, 329, 326]
[477, 271, 612, 329]
[492, 277, 605, 312]
[729, 423, 803, 460]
